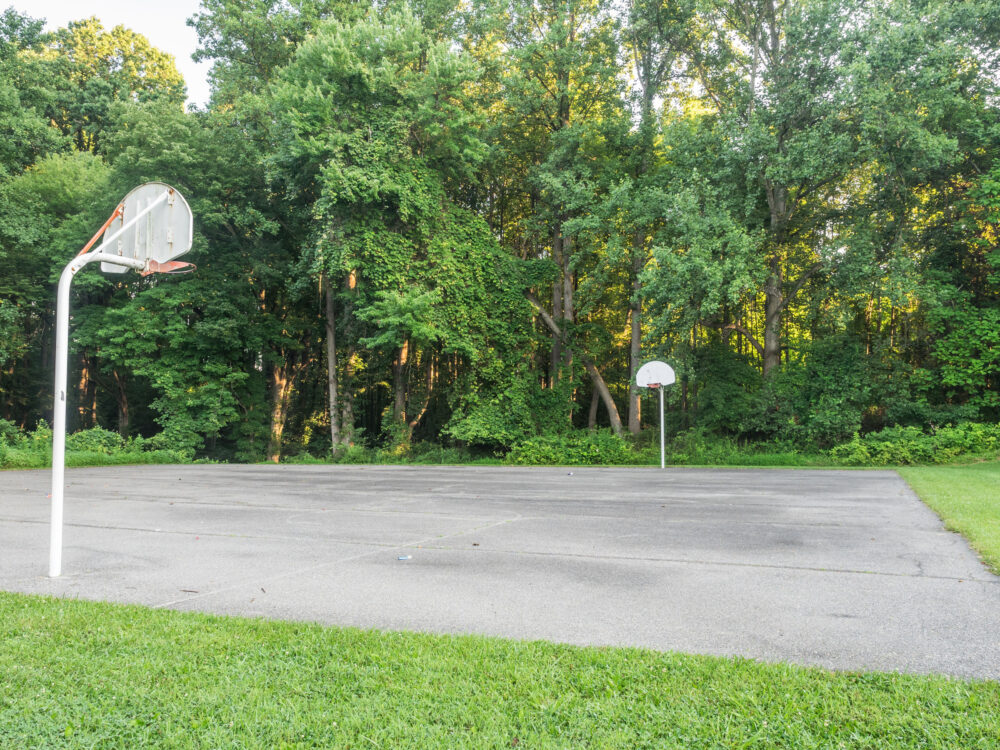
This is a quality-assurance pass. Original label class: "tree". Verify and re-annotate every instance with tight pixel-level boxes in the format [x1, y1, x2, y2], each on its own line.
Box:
[618, 0, 694, 433]
[24, 17, 185, 153]
[0, 8, 63, 179]
[274, 8, 536, 447]
[188, 0, 361, 106]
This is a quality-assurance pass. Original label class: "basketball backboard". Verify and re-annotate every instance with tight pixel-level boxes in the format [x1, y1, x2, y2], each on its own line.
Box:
[636, 360, 676, 388]
[100, 182, 193, 273]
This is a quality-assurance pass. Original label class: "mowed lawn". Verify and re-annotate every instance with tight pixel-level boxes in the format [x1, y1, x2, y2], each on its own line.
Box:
[1, 592, 998, 749]
[900, 461, 1000, 574]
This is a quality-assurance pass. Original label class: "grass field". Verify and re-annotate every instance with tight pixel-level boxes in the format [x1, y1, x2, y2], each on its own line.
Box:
[899, 461, 1000, 574]
[0, 593, 998, 749]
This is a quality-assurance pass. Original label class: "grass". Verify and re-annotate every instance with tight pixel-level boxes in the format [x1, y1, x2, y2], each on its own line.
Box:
[1, 593, 998, 748]
[0, 448, 184, 471]
[899, 461, 1000, 574]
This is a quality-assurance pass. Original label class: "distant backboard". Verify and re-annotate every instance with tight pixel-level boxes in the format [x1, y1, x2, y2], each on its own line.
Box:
[100, 182, 193, 273]
[636, 360, 676, 388]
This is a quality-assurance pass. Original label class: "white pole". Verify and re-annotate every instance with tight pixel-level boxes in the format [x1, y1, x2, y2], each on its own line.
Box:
[659, 386, 665, 470]
[49, 251, 145, 577]
[49, 263, 73, 577]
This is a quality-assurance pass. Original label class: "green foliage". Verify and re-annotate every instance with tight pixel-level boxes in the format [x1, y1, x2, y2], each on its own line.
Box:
[928, 305, 1000, 417]
[0, 422, 186, 470]
[506, 430, 635, 466]
[1, 0, 999, 464]
[830, 423, 1000, 466]
[189, 0, 360, 104]
[282, 440, 499, 465]
[0, 418, 21, 445]
[65, 427, 123, 454]
[22, 17, 185, 153]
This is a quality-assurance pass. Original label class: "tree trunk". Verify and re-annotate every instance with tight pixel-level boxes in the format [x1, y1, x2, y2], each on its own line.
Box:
[763, 183, 789, 378]
[267, 361, 296, 463]
[525, 293, 623, 436]
[77, 356, 97, 429]
[340, 271, 358, 445]
[112, 369, 129, 437]
[588, 387, 599, 429]
[393, 339, 409, 426]
[322, 274, 340, 450]
[406, 356, 435, 442]
[627, 230, 644, 435]
[583, 360, 623, 435]
[341, 345, 355, 445]
[763, 258, 783, 377]
[562, 233, 574, 354]
[550, 230, 563, 382]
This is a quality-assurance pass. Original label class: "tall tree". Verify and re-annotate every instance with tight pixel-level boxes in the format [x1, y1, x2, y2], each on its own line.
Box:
[496, 0, 626, 432]
[618, 0, 693, 433]
[24, 17, 185, 152]
[274, 9, 531, 446]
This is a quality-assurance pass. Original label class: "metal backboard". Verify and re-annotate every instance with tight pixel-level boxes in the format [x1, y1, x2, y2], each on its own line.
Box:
[100, 182, 193, 273]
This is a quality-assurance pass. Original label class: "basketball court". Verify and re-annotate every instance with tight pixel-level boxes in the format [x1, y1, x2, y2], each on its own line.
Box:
[1, 464, 998, 679]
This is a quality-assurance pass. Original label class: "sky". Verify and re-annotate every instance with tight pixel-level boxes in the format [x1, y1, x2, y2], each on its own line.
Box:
[9, 0, 213, 107]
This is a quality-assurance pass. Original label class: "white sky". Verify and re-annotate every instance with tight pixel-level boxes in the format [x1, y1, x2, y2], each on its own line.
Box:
[8, 0, 213, 107]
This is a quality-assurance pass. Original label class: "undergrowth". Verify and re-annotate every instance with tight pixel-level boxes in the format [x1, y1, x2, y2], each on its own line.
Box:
[0, 421, 188, 470]
[5, 419, 998, 470]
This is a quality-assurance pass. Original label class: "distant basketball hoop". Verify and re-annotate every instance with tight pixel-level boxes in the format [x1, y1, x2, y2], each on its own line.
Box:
[636, 360, 676, 469]
[49, 183, 195, 578]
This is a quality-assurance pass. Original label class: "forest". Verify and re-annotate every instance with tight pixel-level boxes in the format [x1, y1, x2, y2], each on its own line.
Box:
[0, 0, 998, 464]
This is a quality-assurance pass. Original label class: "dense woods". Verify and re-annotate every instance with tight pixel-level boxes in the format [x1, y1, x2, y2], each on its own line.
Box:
[1, 0, 998, 461]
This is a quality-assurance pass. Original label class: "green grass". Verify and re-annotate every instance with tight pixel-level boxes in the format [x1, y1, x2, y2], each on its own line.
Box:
[0, 448, 185, 471]
[1, 593, 998, 748]
[899, 461, 1000, 574]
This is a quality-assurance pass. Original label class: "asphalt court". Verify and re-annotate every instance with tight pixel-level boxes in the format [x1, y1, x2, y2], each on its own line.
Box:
[1, 464, 998, 679]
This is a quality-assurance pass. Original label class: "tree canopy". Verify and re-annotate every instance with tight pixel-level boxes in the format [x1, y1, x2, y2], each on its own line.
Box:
[0, 0, 997, 459]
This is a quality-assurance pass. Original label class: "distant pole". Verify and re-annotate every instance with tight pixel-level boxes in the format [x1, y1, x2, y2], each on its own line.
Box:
[659, 386, 665, 470]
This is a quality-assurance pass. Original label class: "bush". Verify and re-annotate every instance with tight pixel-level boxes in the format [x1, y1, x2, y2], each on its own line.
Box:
[506, 431, 635, 466]
[65, 427, 125, 454]
[829, 423, 1000, 466]
[0, 422, 189, 470]
[0, 419, 23, 447]
[655, 428, 827, 467]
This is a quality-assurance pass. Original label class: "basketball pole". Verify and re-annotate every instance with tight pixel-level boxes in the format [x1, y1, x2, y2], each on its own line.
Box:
[659, 385, 665, 469]
[50, 250, 145, 578]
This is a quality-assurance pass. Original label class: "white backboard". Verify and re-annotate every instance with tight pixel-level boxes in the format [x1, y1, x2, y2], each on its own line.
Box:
[636, 360, 676, 388]
[100, 182, 193, 273]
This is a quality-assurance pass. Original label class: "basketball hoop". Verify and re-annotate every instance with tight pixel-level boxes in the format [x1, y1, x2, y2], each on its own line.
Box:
[49, 183, 195, 577]
[142, 260, 196, 276]
[635, 361, 676, 469]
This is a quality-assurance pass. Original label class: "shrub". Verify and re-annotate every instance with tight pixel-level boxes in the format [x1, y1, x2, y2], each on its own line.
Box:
[65, 427, 125, 454]
[506, 431, 635, 466]
[332, 444, 378, 465]
[1, 422, 190, 470]
[0, 419, 23, 447]
[829, 423, 1000, 466]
